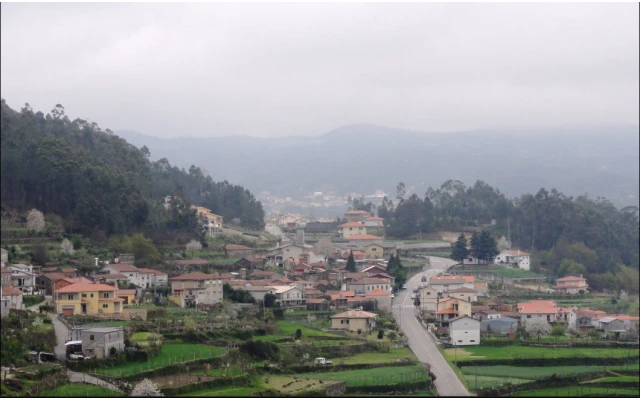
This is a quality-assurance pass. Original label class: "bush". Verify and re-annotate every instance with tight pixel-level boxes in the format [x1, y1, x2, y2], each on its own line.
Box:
[239, 340, 280, 361]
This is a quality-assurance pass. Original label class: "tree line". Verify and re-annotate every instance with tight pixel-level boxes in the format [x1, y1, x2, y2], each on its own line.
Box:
[350, 180, 639, 293]
[0, 99, 265, 239]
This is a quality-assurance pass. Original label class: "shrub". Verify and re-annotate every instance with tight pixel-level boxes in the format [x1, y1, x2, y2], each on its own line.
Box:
[377, 330, 384, 340]
[239, 340, 280, 361]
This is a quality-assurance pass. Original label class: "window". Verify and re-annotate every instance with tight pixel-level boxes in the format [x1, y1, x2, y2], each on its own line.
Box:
[130, 274, 133, 277]
[470, 340, 476, 343]
[90, 293, 94, 298]
[547, 315, 551, 322]
[90, 335, 95, 340]
[82, 293, 87, 298]
[527, 315, 531, 319]
[103, 293, 109, 298]
[102, 304, 108, 309]
[458, 340, 463, 343]
[67, 295, 73, 300]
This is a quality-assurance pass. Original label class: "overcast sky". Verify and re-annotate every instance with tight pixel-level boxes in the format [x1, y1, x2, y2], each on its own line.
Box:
[1, 2, 638, 138]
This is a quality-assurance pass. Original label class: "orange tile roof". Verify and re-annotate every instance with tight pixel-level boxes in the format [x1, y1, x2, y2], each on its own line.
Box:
[437, 308, 456, 314]
[556, 276, 587, 282]
[366, 289, 390, 296]
[598, 315, 639, 321]
[339, 222, 366, 228]
[341, 290, 356, 297]
[105, 263, 140, 273]
[329, 294, 341, 301]
[56, 283, 117, 293]
[347, 296, 375, 303]
[364, 216, 384, 221]
[346, 234, 383, 241]
[2, 286, 23, 296]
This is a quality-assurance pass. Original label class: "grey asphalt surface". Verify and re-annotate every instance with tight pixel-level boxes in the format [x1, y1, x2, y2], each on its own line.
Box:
[392, 256, 471, 397]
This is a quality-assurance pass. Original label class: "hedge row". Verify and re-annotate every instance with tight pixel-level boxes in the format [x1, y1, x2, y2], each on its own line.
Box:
[345, 380, 431, 394]
[94, 351, 236, 383]
[520, 341, 639, 349]
[260, 360, 416, 375]
[456, 355, 639, 367]
[66, 346, 162, 372]
[477, 371, 611, 396]
[160, 374, 252, 396]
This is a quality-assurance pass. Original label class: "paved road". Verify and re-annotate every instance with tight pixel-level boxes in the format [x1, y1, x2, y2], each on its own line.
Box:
[393, 256, 470, 397]
[396, 241, 451, 250]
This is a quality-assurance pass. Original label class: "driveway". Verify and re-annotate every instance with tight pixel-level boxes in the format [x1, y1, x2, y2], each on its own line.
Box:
[392, 256, 470, 396]
[51, 314, 71, 361]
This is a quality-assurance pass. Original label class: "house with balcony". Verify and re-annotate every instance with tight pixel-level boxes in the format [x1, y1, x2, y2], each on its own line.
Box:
[494, 250, 531, 270]
[100, 263, 141, 287]
[271, 284, 304, 307]
[436, 297, 472, 325]
[55, 282, 123, 317]
[170, 272, 223, 308]
[8, 264, 37, 294]
[554, 275, 589, 294]
[517, 299, 559, 326]
[338, 222, 367, 239]
[344, 210, 371, 223]
[347, 278, 391, 295]
[2, 286, 23, 310]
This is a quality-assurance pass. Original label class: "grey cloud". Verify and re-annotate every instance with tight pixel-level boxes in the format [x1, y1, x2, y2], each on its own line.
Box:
[1, 2, 638, 137]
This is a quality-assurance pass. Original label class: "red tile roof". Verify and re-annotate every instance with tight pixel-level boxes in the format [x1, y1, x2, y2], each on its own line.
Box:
[340, 291, 356, 297]
[105, 263, 140, 273]
[346, 234, 383, 241]
[339, 222, 366, 228]
[2, 286, 23, 296]
[94, 273, 127, 280]
[138, 268, 167, 276]
[556, 276, 587, 282]
[366, 289, 390, 296]
[56, 283, 117, 293]
[364, 216, 384, 221]
[436, 308, 456, 314]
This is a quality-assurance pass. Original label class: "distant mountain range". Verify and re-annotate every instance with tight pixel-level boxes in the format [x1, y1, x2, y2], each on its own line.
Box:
[117, 123, 640, 207]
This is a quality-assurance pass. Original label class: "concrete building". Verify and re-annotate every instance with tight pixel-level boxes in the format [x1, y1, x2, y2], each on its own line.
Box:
[443, 287, 478, 303]
[330, 309, 377, 331]
[348, 278, 391, 295]
[344, 210, 371, 223]
[517, 299, 559, 325]
[100, 264, 141, 287]
[449, 316, 481, 346]
[338, 222, 367, 239]
[437, 297, 472, 324]
[366, 289, 391, 312]
[0, 248, 7, 267]
[170, 272, 223, 308]
[494, 250, 530, 270]
[81, 327, 125, 359]
[271, 285, 305, 307]
[363, 216, 384, 227]
[418, 286, 440, 313]
[2, 286, 23, 310]
[55, 283, 123, 316]
[1, 267, 12, 288]
[554, 275, 589, 294]
[1, 296, 10, 317]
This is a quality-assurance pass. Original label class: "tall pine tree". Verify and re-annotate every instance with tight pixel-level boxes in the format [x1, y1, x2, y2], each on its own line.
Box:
[346, 250, 357, 272]
[450, 233, 469, 265]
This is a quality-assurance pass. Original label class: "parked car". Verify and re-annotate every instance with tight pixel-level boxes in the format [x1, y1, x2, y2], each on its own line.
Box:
[410, 293, 416, 300]
[401, 285, 407, 290]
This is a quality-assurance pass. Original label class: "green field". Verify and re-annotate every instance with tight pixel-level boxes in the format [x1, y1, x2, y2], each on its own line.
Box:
[587, 375, 640, 384]
[465, 375, 532, 390]
[332, 347, 417, 365]
[296, 365, 429, 387]
[95, 344, 227, 377]
[443, 345, 636, 361]
[511, 386, 640, 396]
[39, 383, 122, 397]
[460, 365, 632, 380]
[130, 332, 163, 348]
[178, 386, 260, 397]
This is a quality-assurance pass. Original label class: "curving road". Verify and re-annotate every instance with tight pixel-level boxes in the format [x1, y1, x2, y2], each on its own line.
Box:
[392, 256, 470, 397]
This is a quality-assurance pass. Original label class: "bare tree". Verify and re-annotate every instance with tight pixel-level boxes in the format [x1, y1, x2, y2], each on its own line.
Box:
[313, 237, 334, 261]
[307, 314, 317, 324]
[131, 378, 164, 397]
[525, 320, 552, 341]
[60, 239, 74, 256]
[26, 209, 45, 232]
[497, 236, 511, 251]
[185, 240, 202, 256]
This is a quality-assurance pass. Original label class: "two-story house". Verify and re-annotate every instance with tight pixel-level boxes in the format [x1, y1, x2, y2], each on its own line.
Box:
[494, 250, 531, 270]
[437, 297, 472, 325]
[8, 264, 36, 294]
[343, 210, 371, 223]
[554, 275, 589, 294]
[347, 278, 391, 295]
[55, 282, 123, 317]
[338, 222, 367, 239]
[100, 264, 141, 287]
[271, 284, 304, 307]
[170, 272, 223, 308]
[517, 299, 559, 326]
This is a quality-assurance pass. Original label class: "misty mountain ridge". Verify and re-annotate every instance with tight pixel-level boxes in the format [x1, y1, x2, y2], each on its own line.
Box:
[117, 123, 640, 208]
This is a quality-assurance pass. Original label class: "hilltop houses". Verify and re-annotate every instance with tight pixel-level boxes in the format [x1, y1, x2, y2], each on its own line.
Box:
[494, 250, 531, 270]
[554, 275, 589, 294]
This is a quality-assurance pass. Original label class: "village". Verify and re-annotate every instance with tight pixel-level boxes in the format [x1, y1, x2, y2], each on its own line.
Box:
[1, 207, 639, 397]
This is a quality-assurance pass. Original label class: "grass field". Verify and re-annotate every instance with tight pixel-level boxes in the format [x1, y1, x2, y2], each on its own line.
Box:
[465, 375, 532, 390]
[130, 332, 163, 348]
[511, 386, 640, 396]
[296, 365, 429, 387]
[442, 345, 636, 361]
[460, 365, 631, 380]
[178, 386, 260, 397]
[84, 320, 135, 328]
[39, 383, 122, 397]
[95, 344, 227, 377]
[332, 347, 417, 365]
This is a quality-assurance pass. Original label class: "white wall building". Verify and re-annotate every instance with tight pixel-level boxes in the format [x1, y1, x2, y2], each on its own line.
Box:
[449, 316, 481, 346]
[494, 250, 530, 270]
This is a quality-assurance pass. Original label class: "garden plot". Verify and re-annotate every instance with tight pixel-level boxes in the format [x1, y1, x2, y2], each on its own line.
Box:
[261, 375, 332, 394]
[295, 364, 429, 387]
[511, 386, 640, 397]
[442, 345, 635, 362]
[460, 365, 627, 380]
[332, 347, 418, 365]
[39, 383, 122, 397]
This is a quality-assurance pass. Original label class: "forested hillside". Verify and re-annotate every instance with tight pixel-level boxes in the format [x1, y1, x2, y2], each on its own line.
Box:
[0, 100, 265, 238]
[364, 180, 639, 292]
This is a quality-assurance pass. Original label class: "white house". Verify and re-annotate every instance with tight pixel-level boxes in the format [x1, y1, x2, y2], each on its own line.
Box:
[8, 265, 36, 294]
[194, 279, 224, 307]
[449, 316, 481, 346]
[271, 285, 305, 307]
[418, 286, 440, 313]
[265, 243, 315, 266]
[444, 287, 478, 303]
[100, 264, 141, 287]
[2, 286, 23, 310]
[347, 278, 391, 295]
[517, 299, 558, 325]
[363, 217, 384, 227]
[494, 250, 530, 270]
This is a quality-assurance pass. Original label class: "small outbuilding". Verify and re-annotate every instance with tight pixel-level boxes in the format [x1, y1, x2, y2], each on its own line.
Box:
[81, 327, 125, 359]
[449, 316, 481, 346]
